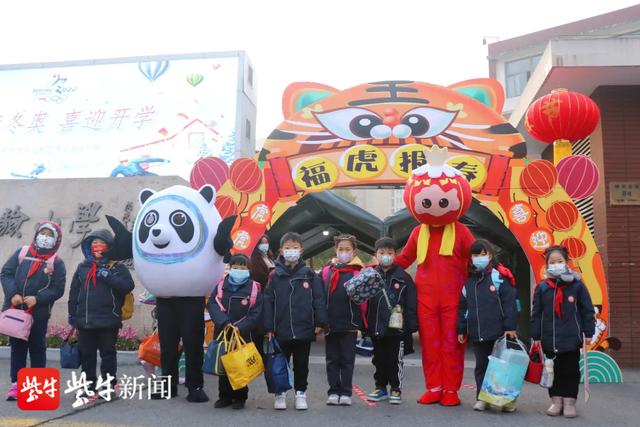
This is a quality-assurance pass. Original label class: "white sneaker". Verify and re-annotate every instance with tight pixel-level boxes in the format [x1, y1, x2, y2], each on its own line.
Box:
[295, 391, 308, 410]
[326, 394, 340, 405]
[339, 395, 352, 406]
[274, 393, 287, 410]
[473, 400, 487, 411]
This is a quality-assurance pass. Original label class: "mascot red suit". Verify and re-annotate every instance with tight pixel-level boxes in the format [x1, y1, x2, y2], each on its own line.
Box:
[396, 146, 474, 406]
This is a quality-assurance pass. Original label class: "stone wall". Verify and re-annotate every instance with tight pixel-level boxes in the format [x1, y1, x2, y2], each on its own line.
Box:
[0, 176, 189, 334]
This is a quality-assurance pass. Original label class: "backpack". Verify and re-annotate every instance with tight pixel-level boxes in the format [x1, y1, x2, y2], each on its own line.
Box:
[462, 265, 522, 314]
[105, 260, 134, 321]
[18, 246, 57, 275]
[215, 279, 260, 312]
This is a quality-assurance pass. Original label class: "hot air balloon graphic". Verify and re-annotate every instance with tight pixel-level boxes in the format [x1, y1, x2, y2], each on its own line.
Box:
[138, 60, 170, 82]
[186, 73, 204, 87]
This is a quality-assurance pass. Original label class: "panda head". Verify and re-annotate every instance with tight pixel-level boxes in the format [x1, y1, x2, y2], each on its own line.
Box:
[133, 184, 220, 264]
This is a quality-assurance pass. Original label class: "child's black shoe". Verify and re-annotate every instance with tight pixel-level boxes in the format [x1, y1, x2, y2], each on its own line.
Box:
[214, 398, 233, 408]
[187, 387, 209, 403]
[232, 400, 246, 410]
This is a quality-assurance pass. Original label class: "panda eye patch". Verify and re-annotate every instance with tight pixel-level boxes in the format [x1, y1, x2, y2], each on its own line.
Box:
[143, 210, 158, 227]
[170, 211, 188, 227]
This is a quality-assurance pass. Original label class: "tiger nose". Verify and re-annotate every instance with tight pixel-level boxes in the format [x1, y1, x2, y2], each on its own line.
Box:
[152, 229, 161, 237]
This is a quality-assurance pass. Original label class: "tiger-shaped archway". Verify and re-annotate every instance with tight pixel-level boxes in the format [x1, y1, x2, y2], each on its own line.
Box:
[208, 79, 609, 349]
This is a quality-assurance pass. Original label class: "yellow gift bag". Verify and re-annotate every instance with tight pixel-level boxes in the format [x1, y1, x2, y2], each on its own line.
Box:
[220, 326, 264, 390]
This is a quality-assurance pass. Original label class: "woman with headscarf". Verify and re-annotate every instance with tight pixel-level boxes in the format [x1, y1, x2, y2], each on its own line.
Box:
[1, 222, 67, 401]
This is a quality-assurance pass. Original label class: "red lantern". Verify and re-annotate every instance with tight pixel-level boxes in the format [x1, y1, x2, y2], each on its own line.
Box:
[229, 158, 263, 193]
[403, 146, 472, 226]
[520, 160, 558, 198]
[561, 237, 587, 260]
[190, 157, 229, 191]
[557, 155, 600, 200]
[546, 201, 579, 231]
[525, 89, 600, 165]
[215, 196, 238, 219]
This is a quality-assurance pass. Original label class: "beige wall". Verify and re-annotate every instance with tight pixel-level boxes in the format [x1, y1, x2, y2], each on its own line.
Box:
[348, 188, 400, 220]
[0, 176, 188, 334]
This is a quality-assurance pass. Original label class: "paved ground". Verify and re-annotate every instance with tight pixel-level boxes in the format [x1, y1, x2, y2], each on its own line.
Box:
[1, 343, 638, 427]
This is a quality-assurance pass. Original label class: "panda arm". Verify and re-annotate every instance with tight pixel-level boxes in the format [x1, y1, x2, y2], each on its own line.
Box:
[213, 216, 237, 261]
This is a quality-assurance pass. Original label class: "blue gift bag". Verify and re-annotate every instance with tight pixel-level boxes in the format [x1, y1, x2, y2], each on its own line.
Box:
[478, 338, 529, 407]
[60, 337, 80, 369]
[203, 329, 228, 376]
[264, 337, 292, 394]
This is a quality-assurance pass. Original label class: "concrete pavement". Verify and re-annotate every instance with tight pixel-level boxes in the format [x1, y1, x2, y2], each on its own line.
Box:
[1, 343, 638, 427]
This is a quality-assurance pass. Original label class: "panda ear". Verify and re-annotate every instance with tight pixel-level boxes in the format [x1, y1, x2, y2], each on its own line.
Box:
[139, 188, 155, 205]
[198, 184, 216, 205]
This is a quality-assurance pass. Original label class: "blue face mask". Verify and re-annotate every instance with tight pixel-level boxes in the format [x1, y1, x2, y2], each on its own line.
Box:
[228, 268, 250, 284]
[472, 256, 490, 270]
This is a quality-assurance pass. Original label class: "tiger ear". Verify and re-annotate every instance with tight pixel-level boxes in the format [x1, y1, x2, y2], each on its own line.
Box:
[448, 78, 505, 113]
[282, 82, 339, 119]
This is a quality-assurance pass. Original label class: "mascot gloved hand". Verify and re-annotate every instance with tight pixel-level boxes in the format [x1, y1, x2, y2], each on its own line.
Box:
[106, 184, 236, 402]
[395, 146, 474, 407]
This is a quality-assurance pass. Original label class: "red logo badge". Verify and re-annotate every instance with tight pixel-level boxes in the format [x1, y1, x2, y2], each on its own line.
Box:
[489, 285, 496, 292]
[303, 282, 309, 289]
[241, 299, 249, 306]
[394, 283, 400, 289]
[17, 368, 60, 411]
[568, 296, 575, 303]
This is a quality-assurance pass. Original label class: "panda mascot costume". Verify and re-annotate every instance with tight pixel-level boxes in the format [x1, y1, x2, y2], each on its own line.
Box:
[106, 184, 235, 402]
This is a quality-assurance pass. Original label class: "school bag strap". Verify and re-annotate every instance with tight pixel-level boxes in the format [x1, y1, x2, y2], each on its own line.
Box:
[18, 245, 57, 275]
[216, 279, 260, 312]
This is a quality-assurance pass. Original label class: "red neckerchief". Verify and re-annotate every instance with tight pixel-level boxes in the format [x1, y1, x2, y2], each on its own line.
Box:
[84, 262, 98, 288]
[26, 245, 54, 279]
[546, 278, 568, 319]
[329, 265, 361, 294]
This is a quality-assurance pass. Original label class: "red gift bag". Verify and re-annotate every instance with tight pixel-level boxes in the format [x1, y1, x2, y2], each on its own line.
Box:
[525, 342, 544, 384]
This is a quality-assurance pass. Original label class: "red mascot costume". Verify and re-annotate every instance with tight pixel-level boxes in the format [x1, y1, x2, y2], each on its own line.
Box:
[396, 146, 474, 406]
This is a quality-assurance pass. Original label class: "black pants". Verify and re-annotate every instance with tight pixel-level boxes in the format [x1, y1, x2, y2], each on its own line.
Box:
[78, 327, 119, 387]
[279, 340, 311, 392]
[372, 335, 404, 391]
[9, 316, 48, 383]
[218, 375, 248, 401]
[472, 340, 496, 397]
[325, 331, 357, 396]
[156, 297, 205, 390]
[547, 349, 580, 398]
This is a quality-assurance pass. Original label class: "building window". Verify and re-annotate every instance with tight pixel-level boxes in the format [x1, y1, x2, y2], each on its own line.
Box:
[391, 189, 404, 213]
[245, 119, 252, 140]
[247, 65, 254, 87]
[505, 54, 541, 98]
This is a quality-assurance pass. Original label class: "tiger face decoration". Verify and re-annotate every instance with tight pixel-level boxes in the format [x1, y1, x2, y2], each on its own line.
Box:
[403, 146, 472, 226]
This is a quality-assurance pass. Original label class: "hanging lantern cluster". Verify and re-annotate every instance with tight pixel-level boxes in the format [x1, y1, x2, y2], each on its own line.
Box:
[525, 88, 601, 165]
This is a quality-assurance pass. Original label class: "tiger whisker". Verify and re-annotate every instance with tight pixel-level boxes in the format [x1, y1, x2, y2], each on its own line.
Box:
[438, 135, 472, 150]
[296, 138, 343, 145]
[450, 123, 491, 129]
[281, 130, 333, 136]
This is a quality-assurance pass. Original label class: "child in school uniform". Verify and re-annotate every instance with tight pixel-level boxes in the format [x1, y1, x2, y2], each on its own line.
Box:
[456, 239, 518, 412]
[321, 235, 365, 406]
[263, 232, 327, 411]
[365, 237, 417, 405]
[530, 245, 595, 418]
[208, 254, 263, 410]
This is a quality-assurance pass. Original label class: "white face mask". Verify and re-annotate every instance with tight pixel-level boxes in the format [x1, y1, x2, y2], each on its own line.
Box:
[36, 234, 55, 250]
[283, 249, 300, 263]
[337, 252, 353, 264]
[379, 254, 394, 267]
[258, 243, 269, 254]
[547, 263, 567, 277]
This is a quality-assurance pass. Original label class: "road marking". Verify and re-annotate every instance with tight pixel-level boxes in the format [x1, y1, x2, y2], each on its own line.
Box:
[353, 385, 377, 408]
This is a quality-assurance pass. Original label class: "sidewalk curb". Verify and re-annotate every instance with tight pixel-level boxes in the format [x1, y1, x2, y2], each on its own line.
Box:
[0, 346, 142, 366]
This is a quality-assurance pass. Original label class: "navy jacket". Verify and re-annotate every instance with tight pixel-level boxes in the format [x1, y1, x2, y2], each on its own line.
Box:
[323, 261, 365, 333]
[263, 257, 327, 342]
[207, 276, 263, 340]
[366, 264, 418, 337]
[68, 230, 135, 329]
[530, 274, 596, 354]
[456, 266, 518, 342]
[1, 249, 66, 321]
